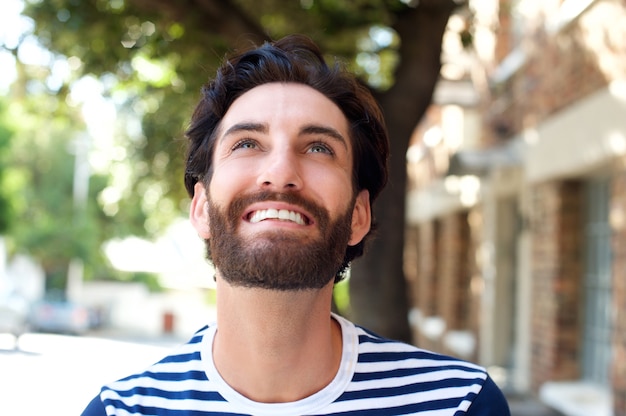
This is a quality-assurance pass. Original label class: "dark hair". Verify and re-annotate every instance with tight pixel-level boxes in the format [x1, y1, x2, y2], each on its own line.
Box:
[184, 34, 389, 281]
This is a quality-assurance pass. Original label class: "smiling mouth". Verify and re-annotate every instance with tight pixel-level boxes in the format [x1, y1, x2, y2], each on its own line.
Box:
[248, 209, 309, 225]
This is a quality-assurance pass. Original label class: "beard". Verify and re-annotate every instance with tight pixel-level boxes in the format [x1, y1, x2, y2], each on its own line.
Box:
[206, 190, 354, 291]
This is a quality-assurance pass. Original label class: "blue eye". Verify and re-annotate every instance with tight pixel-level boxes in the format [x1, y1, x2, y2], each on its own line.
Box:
[309, 142, 333, 155]
[232, 139, 257, 150]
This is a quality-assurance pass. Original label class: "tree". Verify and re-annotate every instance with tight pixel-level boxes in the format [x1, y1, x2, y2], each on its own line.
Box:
[21, 0, 462, 340]
[0, 101, 17, 235]
[5, 86, 118, 289]
[351, 2, 459, 341]
[0, 51, 137, 291]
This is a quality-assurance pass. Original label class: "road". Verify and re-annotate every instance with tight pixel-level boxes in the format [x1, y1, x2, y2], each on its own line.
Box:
[0, 332, 178, 415]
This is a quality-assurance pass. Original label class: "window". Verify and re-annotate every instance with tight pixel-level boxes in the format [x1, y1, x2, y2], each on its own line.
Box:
[582, 177, 613, 386]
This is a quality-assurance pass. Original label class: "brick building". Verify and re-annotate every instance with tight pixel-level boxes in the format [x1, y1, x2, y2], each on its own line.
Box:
[405, 1, 626, 415]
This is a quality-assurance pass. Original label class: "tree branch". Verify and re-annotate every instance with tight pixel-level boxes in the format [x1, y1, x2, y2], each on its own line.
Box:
[129, 0, 270, 44]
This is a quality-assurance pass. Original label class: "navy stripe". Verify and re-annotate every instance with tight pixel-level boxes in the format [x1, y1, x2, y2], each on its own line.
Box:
[159, 351, 202, 363]
[103, 399, 248, 416]
[357, 349, 477, 366]
[337, 376, 485, 402]
[352, 364, 483, 382]
[188, 326, 209, 343]
[315, 394, 479, 416]
[106, 386, 226, 402]
[355, 326, 385, 339]
[121, 370, 209, 383]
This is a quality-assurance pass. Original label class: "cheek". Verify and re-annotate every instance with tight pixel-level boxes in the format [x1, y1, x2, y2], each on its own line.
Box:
[307, 167, 354, 207]
[208, 165, 245, 202]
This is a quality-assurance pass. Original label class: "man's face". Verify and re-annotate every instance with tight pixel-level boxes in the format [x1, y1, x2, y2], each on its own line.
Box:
[190, 82, 371, 290]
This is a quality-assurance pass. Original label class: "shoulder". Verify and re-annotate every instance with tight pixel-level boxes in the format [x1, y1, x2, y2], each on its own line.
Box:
[96, 325, 215, 413]
[80, 395, 107, 416]
[353, 323, 486, 376]
[465, 375, 511, 415]
[343, 320, 508, 413]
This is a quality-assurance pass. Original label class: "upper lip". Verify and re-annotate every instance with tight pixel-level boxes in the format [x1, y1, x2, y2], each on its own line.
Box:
[244, 202, 313, 226]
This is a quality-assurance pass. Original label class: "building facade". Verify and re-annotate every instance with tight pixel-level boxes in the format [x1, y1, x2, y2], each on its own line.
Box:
[405, 1, 626, 415]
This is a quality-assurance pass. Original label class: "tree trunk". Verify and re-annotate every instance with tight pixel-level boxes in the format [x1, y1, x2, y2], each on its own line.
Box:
[349, 1, 457, 343]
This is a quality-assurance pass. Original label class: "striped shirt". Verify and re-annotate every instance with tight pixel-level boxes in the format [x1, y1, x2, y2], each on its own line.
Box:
[82, 314, 509, 415]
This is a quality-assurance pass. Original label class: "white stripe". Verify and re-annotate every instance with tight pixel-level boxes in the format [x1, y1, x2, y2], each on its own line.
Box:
[354, 358, 486, 375]
[345, 368, 487, 392]
[108, 376, 216, 393]
[144, 359, 204, 374]
[103, 389, 235, 412]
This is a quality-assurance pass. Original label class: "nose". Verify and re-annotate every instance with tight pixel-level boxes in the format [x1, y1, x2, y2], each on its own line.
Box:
[256, 148, 303, 191]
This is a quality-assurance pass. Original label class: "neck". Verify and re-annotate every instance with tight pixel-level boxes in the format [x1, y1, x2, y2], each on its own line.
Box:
[212, 275, 342, 403]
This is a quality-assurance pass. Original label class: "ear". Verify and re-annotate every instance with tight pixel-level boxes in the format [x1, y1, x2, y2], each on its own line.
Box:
[190, 182, 211, 239]
[348, 190, 371, 246]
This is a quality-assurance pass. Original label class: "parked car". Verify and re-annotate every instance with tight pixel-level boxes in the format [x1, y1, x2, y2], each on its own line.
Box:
[0, 292, 30, 337]
[29, 298, 92, 335]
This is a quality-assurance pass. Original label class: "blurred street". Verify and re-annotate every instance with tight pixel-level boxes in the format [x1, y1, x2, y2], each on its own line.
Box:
[507, 393, 564, 416]
[0, 332, 180, 415]
[0, 331, 563, 416]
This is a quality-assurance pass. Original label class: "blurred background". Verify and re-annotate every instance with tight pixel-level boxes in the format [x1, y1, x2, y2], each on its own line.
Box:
[0, 0, 625, 415]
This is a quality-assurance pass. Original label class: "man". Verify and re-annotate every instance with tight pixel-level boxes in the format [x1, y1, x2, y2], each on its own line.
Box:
[82, 35, 510, 415]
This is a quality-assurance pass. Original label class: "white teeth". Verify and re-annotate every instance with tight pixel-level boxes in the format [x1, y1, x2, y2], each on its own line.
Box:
[249, 209, 306, 225]
[278, 209, 290, 221]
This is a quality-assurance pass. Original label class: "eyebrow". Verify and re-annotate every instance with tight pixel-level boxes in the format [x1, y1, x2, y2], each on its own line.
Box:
[220, 122, 268, 141]
[219, 121, 349, 151]
[300, 124, 349, 150]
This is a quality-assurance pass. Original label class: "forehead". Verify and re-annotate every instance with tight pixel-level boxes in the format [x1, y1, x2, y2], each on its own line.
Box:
[218, 82, 351, 143]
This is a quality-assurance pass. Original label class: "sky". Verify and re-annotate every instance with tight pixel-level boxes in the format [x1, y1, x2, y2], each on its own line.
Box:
[0, 0, 29, 93]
